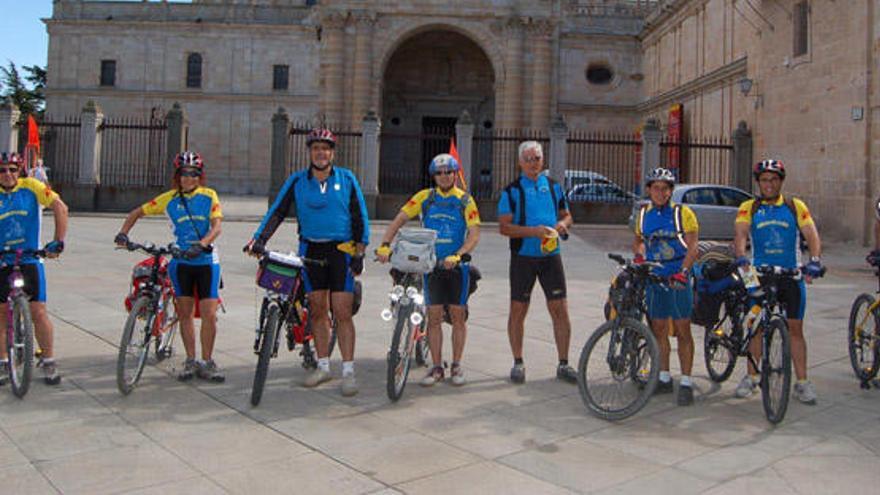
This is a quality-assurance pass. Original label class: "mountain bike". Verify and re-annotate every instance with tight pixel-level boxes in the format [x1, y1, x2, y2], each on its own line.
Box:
[704, 265, 808, 424]
[848, 267, 880, 389]
[383, 268, 429, 401]
[577, 253, 661, 420]
[248, 248, 338, 407]
[115, 241, 180, 395]
[1, 248, 46, 398]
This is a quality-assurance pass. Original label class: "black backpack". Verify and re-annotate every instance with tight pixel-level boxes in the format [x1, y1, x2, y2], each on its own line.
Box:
[504, 177, 563, 253]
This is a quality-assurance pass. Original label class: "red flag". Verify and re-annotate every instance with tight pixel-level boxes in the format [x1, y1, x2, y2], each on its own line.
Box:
[27, 115, 40, 153]
[449, 138, 467, 190]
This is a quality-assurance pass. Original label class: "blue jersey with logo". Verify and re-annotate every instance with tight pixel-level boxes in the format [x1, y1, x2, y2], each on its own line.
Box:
[735, 196, 814, 269]
[141, 187, 223, 266]
[0, 178, 59, 265]
[635, 202, 698, 277]
[253, 166, 370, 246]
[401, 187, 481, 260]
[497, 174, 567, 257]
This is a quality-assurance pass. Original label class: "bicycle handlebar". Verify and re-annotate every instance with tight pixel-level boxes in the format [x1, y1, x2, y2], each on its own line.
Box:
[260, 250, 327, 267]
[0, 247, 47, 262]
[754, 264, 825, 278]
[119, 241, 181, 258]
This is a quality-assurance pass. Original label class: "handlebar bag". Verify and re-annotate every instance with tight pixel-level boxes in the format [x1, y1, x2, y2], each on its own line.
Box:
[257, 252, 303, 294]
[391, 228, 437, 274]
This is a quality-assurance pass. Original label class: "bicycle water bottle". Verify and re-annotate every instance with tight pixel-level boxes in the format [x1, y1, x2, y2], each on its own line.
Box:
[744, 304, 761, 334]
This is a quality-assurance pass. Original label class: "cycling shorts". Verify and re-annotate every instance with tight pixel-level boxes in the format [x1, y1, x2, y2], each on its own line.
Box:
[299, 241, 355, 293]
[424, 265, 470, 306]
[509, 254, 567, 303]
[758, 276, 806, 320]
[169, 260, 221, 299]
[0, 263, 46, 303]
[646, 280, 693, 320]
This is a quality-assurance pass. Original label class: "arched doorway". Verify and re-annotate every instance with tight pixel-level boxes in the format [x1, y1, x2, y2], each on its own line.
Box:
[379, 29, 495, 194]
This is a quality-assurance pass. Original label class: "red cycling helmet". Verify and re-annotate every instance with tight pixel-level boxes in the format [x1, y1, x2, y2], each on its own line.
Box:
[1, 151, 22, 166]
[173, 151, 204, 172]
[753, 159, 785, 180]
[306, 128, 336, 148]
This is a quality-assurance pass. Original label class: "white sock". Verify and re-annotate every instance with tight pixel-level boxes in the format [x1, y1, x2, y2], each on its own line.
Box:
[342, 361, 354, 377]
[659, 371, 671, 383]
[680, 375, 692, 387]
[318, 358, 330, 373]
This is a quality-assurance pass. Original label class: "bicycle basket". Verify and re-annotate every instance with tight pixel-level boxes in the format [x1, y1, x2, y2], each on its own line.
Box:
[391, 228, 437, 274]
[257, 253, 303, 294]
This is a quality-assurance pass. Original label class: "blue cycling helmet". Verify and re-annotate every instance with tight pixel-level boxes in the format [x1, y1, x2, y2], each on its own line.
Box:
[428, 153, 460, 175]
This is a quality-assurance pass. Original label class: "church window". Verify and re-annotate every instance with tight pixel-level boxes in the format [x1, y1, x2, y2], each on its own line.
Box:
[186, 53, 202, 88]
[273, 65, 289, 91]
[586, 63, 614, 85]
[100, 60, 116, 87]
[793, 1, 809, 57]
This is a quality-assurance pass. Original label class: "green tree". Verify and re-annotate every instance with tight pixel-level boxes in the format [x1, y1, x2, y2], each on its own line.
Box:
[1, 61, 46, 120]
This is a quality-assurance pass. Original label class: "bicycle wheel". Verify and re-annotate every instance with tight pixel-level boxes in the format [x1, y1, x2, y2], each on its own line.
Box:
[847, 293, 880, 382]
[154, 295, 178, 362]
[8, 295, 35, 398]
[251, 303, 280, 407]
[704, 304, 738, 383]
[117, 295, 154, 395]
[760, 317, 792, 424]
[386, 304, 415, 401]
[578, 318, 659, 421]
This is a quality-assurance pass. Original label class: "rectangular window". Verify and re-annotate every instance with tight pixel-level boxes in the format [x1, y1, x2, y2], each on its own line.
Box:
[100, 60, 116, 87]
[273, 64, 289, 91]
[793, 1, 809, 57]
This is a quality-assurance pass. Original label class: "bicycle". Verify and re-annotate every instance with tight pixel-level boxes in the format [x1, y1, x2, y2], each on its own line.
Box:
[1, 247, 46, 398]
[383, 267, 429, 401]
[847, 267, 880, 389]
[577, 253, 662, 421]
[248, 248, 337, 407]
[115, 241, 180, 395]
[704, 264, 807, 424]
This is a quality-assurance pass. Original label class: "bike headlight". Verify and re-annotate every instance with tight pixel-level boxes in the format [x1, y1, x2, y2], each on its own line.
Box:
[412, 294, 424, 305]
[409, 312, 424, 326]
[381, 308, 393, 321]
[405, 286, 419, 299]
[389, 285, 404, 303]
[12, 277, 25, 289]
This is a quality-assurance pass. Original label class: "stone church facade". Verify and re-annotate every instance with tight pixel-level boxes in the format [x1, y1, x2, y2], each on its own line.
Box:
[43, 0, 880, 242]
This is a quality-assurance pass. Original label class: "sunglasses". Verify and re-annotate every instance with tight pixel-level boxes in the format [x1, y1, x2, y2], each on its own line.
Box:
[434, 170, 456, 176]
[523, 156, 543, 163]
[0, 167, 19, 174]
[179, 170, 202, 178]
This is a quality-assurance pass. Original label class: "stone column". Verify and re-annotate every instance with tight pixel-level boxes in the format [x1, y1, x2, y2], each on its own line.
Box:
[548, 114, 568, 185]
[455, 110, 475, 192]
[731, 120, 753, 192]
[350, 12, 375, 129]
[269, 107, 291, 204]
[0, 101, 21, 153]
[501, 17, 525, 130]
[77, 100, 103, 185]
[164, 102, 187, 187]
[528, 19, 554, 130]
[640, 118, 662, 194]
[360, 111, 380, 215]
[320, 12, 347, 124]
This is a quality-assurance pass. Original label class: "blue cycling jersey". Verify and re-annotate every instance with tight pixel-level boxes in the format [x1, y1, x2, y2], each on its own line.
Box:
[0, 178, 59, 265]
[253, 166, 370, 246]
[497, 174, 567, 257]
[141, 187, 222, 266]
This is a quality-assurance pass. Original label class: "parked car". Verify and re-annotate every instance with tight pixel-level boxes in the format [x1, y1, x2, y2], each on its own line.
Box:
[628, 184, 753, 240]
[567, 183, 637, 204]
[564, 170, 614, 192]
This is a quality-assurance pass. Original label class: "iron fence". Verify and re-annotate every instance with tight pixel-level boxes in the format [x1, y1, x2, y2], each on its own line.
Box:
[18, 116, 82, 184]
[472, 128, 549, 200]
[659, 135, 733, 185]
[565, 130, 641, 204]
[99, 116, 168, 187]
[289, 123, 363, 182]
[379, 125, 454, 195]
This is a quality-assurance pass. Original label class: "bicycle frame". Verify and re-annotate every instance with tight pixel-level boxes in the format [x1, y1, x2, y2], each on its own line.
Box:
[2, 249, 43, 345]
[852, 273, 880, 341]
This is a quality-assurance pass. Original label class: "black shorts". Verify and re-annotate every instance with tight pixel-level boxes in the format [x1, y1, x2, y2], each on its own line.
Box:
[510, 254, 567, 303]
[169, 261, 221, 299]
[0, 263, 45, 303]
[300, 241, 355, 293]
[759, 276, 806, 320]
[425, 265, 470, 306]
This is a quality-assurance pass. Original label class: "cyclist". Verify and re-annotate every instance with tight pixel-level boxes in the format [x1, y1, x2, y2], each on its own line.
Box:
[246, 128, 369, 397]
[633, 167, 699, 406]
[114, 152, 226, 383]
[498, 141, 577, 384]
[376, 153, 480, 387]
[0, 151, 68, 386]
[734, 159, 824, 404]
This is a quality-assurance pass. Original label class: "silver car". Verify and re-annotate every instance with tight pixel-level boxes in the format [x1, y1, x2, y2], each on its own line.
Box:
[629, 184, 753, 240]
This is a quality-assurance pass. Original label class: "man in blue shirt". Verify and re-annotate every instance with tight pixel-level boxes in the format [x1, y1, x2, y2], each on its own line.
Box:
[248, 129, 369, 397]
[498, 141, 576, 384]
[0, 152, 68, 387]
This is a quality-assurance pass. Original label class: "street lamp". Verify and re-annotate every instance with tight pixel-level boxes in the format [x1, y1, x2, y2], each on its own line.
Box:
[738, 77, 763, 109]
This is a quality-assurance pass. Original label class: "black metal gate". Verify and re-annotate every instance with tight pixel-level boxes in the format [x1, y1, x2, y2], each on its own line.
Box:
[379, 118, 455, 194]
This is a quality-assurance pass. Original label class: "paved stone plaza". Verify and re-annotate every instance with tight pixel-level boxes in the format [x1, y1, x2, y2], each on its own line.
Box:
[2, 206, 879, 494]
